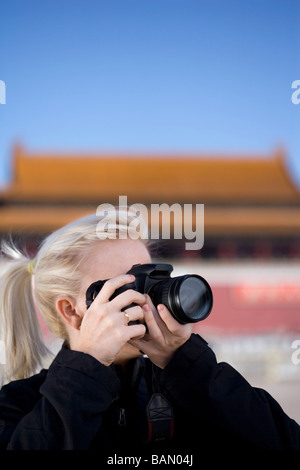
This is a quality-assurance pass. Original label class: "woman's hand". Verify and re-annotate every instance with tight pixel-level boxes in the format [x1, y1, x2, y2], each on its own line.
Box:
[129, 295, 192, 369]
[71, 274, 147, 366]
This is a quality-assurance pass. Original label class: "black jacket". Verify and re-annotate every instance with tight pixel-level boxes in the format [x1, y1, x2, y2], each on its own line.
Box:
[0, 334, 299, 453]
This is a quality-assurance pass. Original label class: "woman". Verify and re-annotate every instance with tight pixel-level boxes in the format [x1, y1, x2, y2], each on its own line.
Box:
[0, 210, 299, 452]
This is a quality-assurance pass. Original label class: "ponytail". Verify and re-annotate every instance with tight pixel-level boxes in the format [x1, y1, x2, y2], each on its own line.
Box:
[0, 242, 49, 386]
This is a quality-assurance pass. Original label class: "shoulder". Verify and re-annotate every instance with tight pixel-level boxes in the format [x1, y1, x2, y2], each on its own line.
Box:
[0, 369, 48, 412]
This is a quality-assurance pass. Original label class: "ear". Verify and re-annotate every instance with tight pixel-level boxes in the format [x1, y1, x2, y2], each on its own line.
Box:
[55, 296, 82, 330]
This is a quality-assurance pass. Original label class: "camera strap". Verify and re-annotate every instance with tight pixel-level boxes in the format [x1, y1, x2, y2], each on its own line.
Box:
[145, 392, 174, 443]
[133, 358, 174, 443]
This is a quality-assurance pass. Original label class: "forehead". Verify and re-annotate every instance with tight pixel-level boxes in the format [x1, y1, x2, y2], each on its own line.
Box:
[79, 238, 151, 281]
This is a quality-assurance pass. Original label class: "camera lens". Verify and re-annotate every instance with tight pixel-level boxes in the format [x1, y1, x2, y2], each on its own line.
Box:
[149, 274, 213, 324]
[177, 277, 212, 322]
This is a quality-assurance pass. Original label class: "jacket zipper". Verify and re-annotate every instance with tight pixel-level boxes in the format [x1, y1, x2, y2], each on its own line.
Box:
[118, 407, 127, 427]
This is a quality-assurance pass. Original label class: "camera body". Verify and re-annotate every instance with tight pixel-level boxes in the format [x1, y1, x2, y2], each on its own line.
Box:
[86, 263, 213, 324]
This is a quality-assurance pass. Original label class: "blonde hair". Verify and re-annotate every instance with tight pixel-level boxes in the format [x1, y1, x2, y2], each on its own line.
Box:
[0, 209, 148, 385]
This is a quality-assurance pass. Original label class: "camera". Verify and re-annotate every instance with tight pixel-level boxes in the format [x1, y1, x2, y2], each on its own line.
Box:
[86, 263, 213, 324]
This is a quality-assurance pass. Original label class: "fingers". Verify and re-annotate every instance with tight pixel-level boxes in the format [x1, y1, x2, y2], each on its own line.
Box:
[94, 274, 135, 303]
[143, 295, 188, 337]
[91, 274, 146, 311]
[76, 274, 149, 366]
[156, 304, 184, 334]
[142, 295, 170, 333]
[142, 302, 161, 338]
[112, 289, 147, 310]
[86, 273, 147, 336]
[123, 304, 145, 324]
[125, 322, 147, 341]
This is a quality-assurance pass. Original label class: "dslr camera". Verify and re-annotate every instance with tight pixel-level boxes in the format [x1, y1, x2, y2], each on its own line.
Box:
[86, 263, 213, 324]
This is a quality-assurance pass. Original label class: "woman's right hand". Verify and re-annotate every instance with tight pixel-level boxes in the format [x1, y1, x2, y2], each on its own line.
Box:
[71, 274, 147, 366]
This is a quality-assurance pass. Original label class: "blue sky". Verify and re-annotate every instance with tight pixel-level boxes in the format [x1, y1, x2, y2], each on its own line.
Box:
[0, 0, 300, 187]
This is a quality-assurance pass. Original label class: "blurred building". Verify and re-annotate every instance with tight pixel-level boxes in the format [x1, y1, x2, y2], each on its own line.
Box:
[0, 144, 299, 337]
[1, 144, 300, 260]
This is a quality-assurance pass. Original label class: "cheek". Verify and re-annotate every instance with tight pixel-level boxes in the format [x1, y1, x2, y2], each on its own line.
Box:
[76, 277, 96, 315]
[75, 291, 89, 317]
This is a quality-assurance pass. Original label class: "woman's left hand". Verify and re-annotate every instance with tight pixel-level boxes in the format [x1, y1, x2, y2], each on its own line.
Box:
[129, 294, 192, 369]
